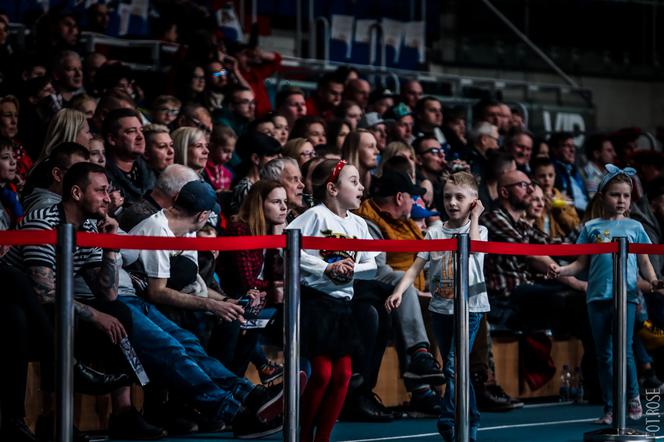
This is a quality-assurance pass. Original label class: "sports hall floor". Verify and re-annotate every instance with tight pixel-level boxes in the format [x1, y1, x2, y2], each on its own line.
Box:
[110, 401, 664, 442]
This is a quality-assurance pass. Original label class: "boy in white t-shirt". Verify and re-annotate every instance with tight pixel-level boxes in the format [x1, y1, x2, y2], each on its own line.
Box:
[387, 171, 489, 442]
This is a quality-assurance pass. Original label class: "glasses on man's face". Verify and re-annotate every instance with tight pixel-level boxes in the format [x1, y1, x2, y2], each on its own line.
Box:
[421, 147, 444, 156]
[212, 69, 228, 78]
[504, 181, 534, 191]
[235, 99, 256, 107]
[158, 107, 180, 116]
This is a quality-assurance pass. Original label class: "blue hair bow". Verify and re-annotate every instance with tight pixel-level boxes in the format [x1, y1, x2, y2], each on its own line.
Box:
[597, 163, 637, 193]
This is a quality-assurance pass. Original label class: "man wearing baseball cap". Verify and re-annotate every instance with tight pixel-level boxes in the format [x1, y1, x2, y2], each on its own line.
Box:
[367, 87, 396, 116]
[384, 103, 415, 145]
[350, 170, 446, 419]
[122, 179, 288, 438]
[358, 112, 388, 151]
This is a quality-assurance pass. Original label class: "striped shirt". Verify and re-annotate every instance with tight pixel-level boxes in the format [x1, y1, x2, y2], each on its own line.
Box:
[1, 204, 102, 274]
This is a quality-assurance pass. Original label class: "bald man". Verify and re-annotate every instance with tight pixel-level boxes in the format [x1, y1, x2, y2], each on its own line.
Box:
[473, 170, 592, 411]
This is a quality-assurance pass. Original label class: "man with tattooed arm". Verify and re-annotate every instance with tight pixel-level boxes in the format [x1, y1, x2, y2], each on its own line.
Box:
[1, 161, 165, 439]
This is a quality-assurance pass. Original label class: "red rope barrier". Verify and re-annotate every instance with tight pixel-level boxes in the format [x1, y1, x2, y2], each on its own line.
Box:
[629, 243, 664, 255]
[1, 230, 661, 256]
[302, 237, 457, 252]
[76, 232, 286, 251]
[0, 229, 57, 245]
[471, 241, 618, 256]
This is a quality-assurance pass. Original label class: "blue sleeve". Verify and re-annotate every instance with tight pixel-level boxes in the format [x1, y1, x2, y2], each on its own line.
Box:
[635, 222, 652, 245]
[576, 224, 589, 244]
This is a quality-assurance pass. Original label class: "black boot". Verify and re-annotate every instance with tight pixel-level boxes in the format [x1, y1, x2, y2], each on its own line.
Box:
[35, 413, 90, 442]
[74, 362, 131, 395]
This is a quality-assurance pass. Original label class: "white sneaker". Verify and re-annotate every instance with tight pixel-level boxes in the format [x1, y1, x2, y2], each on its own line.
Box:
[628, 396, 643, 420]
[594, 411, 613, 425]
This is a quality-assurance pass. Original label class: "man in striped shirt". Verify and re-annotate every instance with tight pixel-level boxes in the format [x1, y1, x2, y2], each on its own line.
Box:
[2, 161, 165, 439]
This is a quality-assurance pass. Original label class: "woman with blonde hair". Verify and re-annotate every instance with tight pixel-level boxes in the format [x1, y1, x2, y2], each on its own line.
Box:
[341, 128, 378, 193]
[379, 141, 416, 177]
[283, 137, 315, 167]
[40, 108, 93, 160]
[171, 126, 209, 175]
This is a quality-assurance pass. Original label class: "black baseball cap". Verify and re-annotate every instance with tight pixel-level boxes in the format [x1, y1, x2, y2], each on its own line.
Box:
[236, 131, 282, 161]
[373, 170, 426, 197]
[175, 181, 220, 214]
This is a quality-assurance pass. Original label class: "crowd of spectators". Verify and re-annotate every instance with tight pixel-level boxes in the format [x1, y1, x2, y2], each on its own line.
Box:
[2, 3, 664, 442]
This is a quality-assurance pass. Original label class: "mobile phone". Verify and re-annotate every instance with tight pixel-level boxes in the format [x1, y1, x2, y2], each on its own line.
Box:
[237, 296, 251, 309]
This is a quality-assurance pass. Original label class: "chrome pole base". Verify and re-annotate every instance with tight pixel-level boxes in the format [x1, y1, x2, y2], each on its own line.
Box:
[584, 428, 655, 442]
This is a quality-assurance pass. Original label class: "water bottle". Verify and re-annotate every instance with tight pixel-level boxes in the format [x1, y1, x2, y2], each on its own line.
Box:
[569, 367, 578, 400]
[559, 364, 571, 402]
[573, 366, 585, 403]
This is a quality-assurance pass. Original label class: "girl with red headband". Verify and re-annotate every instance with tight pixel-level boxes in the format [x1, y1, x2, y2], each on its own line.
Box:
[287, 159, 378, 442]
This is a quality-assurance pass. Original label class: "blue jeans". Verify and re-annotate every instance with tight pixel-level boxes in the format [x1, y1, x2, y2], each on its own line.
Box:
[119, 295, 255, 423]
[431, 312, 483, 441]
[587, 300, 639, 412]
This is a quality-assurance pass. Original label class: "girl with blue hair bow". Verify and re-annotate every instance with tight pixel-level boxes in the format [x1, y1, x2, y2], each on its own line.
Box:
[549, 164, 664, 425]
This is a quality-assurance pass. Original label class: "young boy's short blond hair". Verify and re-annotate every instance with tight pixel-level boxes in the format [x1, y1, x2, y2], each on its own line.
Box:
[443, 171, 479, 196]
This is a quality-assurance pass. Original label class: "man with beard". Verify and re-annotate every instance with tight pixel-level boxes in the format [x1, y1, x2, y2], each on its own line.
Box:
[103, 108, 155, 205]
[478, 170, 589, 410]
[352, 169, 445, 420]
[1, 162, 165, 439]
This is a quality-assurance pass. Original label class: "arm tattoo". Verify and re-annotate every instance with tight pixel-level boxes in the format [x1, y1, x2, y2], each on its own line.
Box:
[82, 252, 119, 301]
[28, 266, 95, 321]
[28, 266, 56, 304]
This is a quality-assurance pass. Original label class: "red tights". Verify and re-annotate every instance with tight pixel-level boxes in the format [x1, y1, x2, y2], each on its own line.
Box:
[300, 355, 352, 442]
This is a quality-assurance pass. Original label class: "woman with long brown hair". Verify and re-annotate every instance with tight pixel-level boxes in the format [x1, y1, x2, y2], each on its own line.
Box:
[213, 180, 288, 382]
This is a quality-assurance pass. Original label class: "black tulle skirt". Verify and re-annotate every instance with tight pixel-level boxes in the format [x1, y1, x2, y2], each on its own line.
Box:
[300, 286, 361, 359]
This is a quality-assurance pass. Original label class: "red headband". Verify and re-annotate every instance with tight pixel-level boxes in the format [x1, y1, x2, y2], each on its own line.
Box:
[326, 160, 347, 185]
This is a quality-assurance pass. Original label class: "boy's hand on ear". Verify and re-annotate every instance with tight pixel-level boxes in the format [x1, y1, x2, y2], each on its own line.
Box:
[470, 199, 484, 219]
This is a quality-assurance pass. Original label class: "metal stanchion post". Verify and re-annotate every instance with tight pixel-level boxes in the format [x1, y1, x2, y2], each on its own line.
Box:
[584, 237, 653, 441]
[55, 224, 75, 442]
[455, 233, 470, 442]
[284, 229, 302, 442]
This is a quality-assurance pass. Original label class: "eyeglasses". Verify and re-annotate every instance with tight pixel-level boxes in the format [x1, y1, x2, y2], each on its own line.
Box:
[158, 107, 180, 116]
[189, 117, 212, 135]
[504, 181, 534, 190]
[235, 99, 257, 106]
[300, 150, 316, 159]
[212, 69, 228, 78]
[421, 147, 444, 156]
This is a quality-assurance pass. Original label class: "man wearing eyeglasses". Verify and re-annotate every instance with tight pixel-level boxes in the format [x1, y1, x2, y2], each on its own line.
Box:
[214, 86, 256, 138]
[478, 170, 591, 408]
[414, 136, 447, 214]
